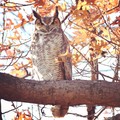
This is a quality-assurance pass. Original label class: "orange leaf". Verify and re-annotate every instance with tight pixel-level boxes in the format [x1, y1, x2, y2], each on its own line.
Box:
[34, 0, 47, 7]
[0, 44, 10, 52]
[14, 19, 27, 29]
[27, 15, 34, 21]
[14, 23, 22, 29]
[54, 0, 58, 3]
[18, 12, 23, 20]
[13, 111, 32, 120]
[26, 58, 32, 67]
[26, 0, 34, 2]
[38, 4, 56, 16]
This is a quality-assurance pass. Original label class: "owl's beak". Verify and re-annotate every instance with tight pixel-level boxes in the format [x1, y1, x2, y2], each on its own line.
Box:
[46, 25, 50, 31]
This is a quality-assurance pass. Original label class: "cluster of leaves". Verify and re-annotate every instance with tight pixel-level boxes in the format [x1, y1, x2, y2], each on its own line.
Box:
[68, 0, 120, 65]
[13, 110, 32, 120]
[0, 1, 33, 77]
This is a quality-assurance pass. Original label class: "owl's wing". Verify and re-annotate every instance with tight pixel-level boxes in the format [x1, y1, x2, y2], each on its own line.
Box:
[60, 33, 72, 80]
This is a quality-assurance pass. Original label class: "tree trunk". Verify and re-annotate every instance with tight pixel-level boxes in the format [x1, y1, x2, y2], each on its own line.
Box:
[87, 59, 98, 120]
[0, 73, 120, 107]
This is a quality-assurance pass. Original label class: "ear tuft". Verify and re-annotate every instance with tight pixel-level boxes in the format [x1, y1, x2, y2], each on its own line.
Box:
[33, 10, 41, 19]
[54, 7, 59, 18]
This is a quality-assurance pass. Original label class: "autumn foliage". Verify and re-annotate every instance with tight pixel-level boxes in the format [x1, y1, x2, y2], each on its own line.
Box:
[0, 0, 120, 119]
[14, 110, 32, 120]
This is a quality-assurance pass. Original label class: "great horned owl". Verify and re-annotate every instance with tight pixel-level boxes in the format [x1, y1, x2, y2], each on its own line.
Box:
[31, 8, 72, 117]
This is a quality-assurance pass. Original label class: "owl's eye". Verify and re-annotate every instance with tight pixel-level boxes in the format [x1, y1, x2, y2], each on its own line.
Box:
[41, 17, 54, 26]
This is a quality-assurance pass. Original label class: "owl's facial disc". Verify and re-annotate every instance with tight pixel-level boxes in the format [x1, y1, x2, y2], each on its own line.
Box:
[41, 17, 54, 25]
[41, 17, 54, 31]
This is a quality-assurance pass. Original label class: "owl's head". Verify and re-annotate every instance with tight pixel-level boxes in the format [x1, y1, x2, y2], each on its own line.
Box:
[33, 8, 61, 33]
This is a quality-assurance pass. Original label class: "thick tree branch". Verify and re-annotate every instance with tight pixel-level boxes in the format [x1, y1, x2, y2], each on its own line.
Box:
[0, 73, 120, 107]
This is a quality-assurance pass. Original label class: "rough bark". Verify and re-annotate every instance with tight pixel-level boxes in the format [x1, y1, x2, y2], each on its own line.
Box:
[87, 58, 98, 120]
[0, 73, 120, 107]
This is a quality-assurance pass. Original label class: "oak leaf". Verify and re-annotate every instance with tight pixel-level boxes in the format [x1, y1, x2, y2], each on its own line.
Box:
[10, 69, 27, 78]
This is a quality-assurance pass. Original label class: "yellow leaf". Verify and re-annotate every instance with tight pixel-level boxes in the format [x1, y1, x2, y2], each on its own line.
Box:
[10, 69, 27, 78]
[7, 36, 19, 40]
[5, 3, 16, 7]
[58, 46, 72, 63]
[77, 0, 82, 10]
[82, 4, 90, 10]
[13, 64, 20, 70]
[7, 30, 20, 40]
[58, 2, 66, 11]
[72, 49, 82, 65]
[100, 27, 110, 39]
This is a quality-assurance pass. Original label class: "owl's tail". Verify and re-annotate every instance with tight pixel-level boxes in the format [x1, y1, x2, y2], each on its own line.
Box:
[51, 105, 69, 117]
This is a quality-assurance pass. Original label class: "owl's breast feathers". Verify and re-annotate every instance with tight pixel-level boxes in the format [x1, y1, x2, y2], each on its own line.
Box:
[31, 28, 72, 81]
